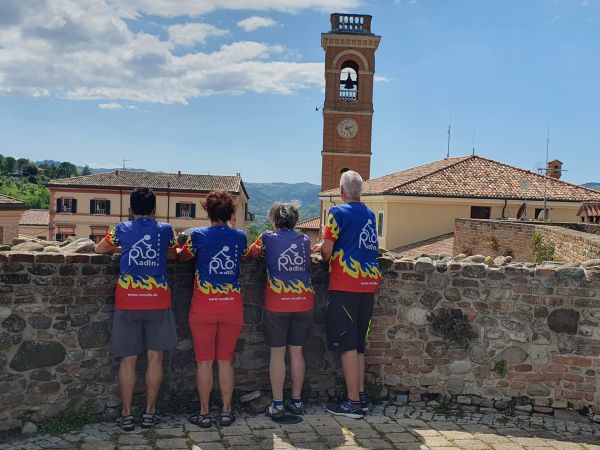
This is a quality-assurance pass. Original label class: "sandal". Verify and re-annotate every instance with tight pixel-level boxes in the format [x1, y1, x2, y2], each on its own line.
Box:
[219, 411, 235, 427]
[141, 413, 160, 429]
[117, 415, 135, 432]
[189, 413, 214, 429]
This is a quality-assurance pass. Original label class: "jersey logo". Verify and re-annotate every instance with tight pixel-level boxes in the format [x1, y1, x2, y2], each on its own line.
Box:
[209, 245, 237, 275]
[129, 234, 159, 267]
[359, 219, 378, 251]
[277, 243, 306, 272]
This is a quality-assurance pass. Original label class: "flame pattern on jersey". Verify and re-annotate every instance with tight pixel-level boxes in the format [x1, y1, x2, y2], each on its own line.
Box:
[118, 274, 169, 290]
[105, 228, 118, 246]
[325, 213, 340, 240]
[330, 248, 381, 280]
[196, 276, 241, 295]
[268, 277, 315, 295]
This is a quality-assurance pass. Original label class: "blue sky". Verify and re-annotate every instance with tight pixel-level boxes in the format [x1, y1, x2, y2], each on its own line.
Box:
[1, 0, 598, 184]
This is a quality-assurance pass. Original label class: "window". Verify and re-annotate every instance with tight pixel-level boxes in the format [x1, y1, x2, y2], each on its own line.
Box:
[535, 208, 549, 220]
[470, 206, 491, 219]
[322, 208, 328, 227]
[90, 199, 110, 215]
[90, 226, 108, 244]
[339, 61, 359, 102]
[377, 211, 384, 237]
[56, 198, 77, 213]
[176, 202, 196, 219]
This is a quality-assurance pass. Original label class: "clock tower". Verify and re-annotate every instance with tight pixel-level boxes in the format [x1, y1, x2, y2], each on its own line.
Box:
[320, 13, 381, 192]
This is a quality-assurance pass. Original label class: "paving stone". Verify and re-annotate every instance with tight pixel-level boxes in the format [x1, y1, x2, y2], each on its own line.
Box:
[115, 446, 153, 450]
[80, 442, 116, 450]
[354, 438, 393, 449]
[154, 437, 189, 449]
[410, 427, 442, 437]
[117, 435, 149, 445]
[475, 434, 511, 444]
[372, 423, 407, 433]
[188, 431, 221, 443]
[219, 424, 252, 435]
[548, 444, 586, 450]
[346, 427, 380, 439]
[439, 430, 476, 440]
[190, 444, 226, 450]
[334, 417, 372, 429]
[498, 429, 534, 438]
[222, 434, 258, 447]
[452, 439, 491, 449]
[509, 437, 553, 447]
[490, 445, 526, 450]
[386, 432, 419, 443]
[421, 436, 455, 447]
[305, 415, 340, 427]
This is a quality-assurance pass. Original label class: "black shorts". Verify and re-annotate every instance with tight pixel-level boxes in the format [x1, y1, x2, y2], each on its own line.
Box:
[111, 309, 177, 358]
[326, 291, 374, 353]
[264, 311, 314, 347]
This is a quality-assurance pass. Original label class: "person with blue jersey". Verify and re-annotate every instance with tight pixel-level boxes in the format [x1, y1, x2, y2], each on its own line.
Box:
[246, 202, 314, 418]
[95, 187, 178, 431]
[178, 190, 247, 428]
[313, 170, 382, 419]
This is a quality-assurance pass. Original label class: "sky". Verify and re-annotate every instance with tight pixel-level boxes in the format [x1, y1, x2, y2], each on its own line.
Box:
[1, 0, 599, 185]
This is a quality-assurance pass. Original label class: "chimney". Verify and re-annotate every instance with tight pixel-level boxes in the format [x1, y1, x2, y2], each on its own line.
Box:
[177, 170, 181, 177]
[115, 170, 119, 176]
[546, 160, 563, 179]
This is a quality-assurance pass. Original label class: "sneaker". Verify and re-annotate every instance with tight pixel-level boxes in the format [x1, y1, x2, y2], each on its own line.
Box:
[326, 400, 364, 419]
[286, 399, 304, 415]
[267, 404, 285, 419]
[359, 393, 369, 414]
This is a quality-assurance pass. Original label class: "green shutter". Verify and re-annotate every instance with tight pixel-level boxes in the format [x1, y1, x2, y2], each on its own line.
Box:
[176, 203, 181, 218]
[71, 199, 77, 213]
[191, 204, 196, 218]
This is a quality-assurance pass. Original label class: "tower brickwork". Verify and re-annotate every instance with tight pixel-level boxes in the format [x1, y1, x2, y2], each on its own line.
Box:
[320, 13, 381, 192]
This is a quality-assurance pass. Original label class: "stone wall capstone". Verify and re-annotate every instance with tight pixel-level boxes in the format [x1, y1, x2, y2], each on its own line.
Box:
[2, 251, 600, 430]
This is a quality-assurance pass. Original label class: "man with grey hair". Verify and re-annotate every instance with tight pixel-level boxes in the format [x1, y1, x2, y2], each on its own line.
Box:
[313, 170, 382, 419]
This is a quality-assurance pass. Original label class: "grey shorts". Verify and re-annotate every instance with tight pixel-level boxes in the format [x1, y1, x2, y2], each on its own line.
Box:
[111, 309, 177, 358]
[264, 310, 314, 347]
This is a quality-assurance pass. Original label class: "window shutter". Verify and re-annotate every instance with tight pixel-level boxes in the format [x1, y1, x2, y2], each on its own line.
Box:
[55, 233, 61, 241]
[56, 199, 62, 213]
[89, 235, 94, 241]
[191, 203, 196, 218]
[176, 203, 181, 218]
[90, 199, 95, 214]
[105, 200, 111, 215]
[71, 199, 77, 213]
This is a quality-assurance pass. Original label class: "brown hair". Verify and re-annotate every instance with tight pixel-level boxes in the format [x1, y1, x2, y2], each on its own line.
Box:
[203, 189, 236, 223]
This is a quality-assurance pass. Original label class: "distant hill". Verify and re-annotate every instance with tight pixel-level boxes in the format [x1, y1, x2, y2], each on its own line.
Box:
[584, 183, 600, 190]
[36, 160, 147, 174]
[245, 182, 320, 223]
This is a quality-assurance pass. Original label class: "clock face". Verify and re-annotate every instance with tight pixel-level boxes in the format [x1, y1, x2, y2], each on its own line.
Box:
[337, 118, 358, 139]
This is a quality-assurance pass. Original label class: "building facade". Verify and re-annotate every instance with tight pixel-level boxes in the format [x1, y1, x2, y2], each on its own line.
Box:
[48, 170, 251, 242]
[19, 209, 50, 240]
[320, 13, 380, 192]
[0, 195, 27, 244]
[319, 155, 600, 251]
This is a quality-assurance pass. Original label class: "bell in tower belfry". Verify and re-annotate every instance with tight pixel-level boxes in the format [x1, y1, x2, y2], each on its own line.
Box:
[320, 13, 381, 192]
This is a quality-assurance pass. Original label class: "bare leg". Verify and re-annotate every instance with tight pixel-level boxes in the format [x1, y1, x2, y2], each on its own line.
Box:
[341, 350, 360, 401]
[358, 352, 365, 394]
[217, 360, 235, 412]
[119, 355, 137, 416]
[270, 347, 286, 401]
[288, 346, 305, 399]
[197, 361, 214, 415]
[145, 350, 163, 414]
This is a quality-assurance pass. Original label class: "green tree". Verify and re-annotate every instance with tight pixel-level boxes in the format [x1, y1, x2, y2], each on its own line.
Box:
[81, 165, 92, 176]
[56, 162, 78, 179]
[5, 157, 16, 174]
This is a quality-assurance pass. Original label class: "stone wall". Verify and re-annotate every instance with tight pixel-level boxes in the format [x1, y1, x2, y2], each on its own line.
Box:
[454, 218, 600, 263]
[2, 251, 600, 430]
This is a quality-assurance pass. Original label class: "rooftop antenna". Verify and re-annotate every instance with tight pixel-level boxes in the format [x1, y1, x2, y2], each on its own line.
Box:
[446, 110, 452, 159]
[122, 156, 132, 169]
[543, 122, 550, 218]
[472, 124, 476, 156]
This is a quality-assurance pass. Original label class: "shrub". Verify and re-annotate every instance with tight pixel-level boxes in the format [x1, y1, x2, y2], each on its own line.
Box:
[531, 231, 555, 263]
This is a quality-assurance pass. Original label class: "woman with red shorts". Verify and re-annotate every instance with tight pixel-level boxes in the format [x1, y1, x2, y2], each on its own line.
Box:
[178, 190, 247, 428]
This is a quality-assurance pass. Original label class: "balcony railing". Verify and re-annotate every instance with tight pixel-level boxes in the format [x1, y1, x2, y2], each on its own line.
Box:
[95, 208, 105, 215]
[330, 14, 372, 34]
[179, 211, 192, 219]
[339, 89, 357, 102]
[60, 208, 72, 213]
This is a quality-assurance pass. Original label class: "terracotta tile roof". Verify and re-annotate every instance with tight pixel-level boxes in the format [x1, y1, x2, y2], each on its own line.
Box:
[19, 209, 50, 226]
[0, 194, 26, 210]
[296, 216, 321, 230]
[320, 155, 600, 202]
[48, 170, 248, 197]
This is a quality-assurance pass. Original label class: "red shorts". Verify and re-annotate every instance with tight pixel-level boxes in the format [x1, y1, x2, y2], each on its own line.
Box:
[189, 311, 243, 362]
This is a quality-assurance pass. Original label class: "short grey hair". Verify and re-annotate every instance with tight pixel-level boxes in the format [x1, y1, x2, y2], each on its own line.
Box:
[269, 202, 300, 230]
[340, 170, 363, 198]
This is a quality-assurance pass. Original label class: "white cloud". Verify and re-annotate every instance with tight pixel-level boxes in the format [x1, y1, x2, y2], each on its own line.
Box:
[108, 0, 360, 18]
[550, 15, 560, 23]
[0, 0, 328, 104]
[98, 102, 124, 109]
[168, 23, 229, 46]
[237, 16, 278, 32]
[408, 0, 417, 4]
[374, 75, 392, 82]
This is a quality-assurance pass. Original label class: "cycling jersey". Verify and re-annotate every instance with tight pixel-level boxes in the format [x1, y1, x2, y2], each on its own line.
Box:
[104, 218, 177, 310]
[179, 225, 247, 314]
[323, 202, 382, 293]
[248, 229, 314, 312]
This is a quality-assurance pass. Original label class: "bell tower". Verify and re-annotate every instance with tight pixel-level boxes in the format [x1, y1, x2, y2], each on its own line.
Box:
[320, 13, 381, 192]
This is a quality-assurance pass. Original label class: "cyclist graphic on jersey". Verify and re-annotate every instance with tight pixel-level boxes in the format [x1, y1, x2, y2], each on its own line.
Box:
[358, 219, 378, 251]
[129, 234, 159, 266]
[209, 245, 236, 274]
[277, 243, 305, 271]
